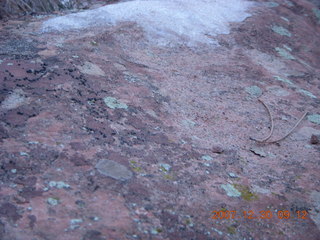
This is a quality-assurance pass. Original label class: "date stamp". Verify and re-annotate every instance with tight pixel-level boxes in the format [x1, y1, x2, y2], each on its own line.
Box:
[211, 210, 309, 220]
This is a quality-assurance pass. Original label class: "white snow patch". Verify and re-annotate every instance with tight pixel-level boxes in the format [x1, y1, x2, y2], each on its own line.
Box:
[41, 0, 253, 45]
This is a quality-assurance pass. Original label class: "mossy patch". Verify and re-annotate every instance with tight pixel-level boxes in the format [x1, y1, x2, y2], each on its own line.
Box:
[163, 174, 174, 180]
[234, 184, 258, 201]
[227, 226, 237, 235]
[130, 161, 143, 172]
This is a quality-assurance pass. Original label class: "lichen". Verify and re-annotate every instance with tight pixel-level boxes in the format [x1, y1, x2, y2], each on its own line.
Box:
[297, 89, 317, 99]
[159, 163, 171, 172]
[234, 184, 259, 201]
[227, 226, 237, 234]
[264, 2, 279, 8]
[245, 86, 262, 98]
[313, 8, 320, 23]
[308, 114, 320, 125]
[163, 174, 174, 180]
[103, 97, 128, 109]
[275, 47, 295, 60]
[130, 161, 143, 172]
[47, 197, 60, 206]
[272, 26, 291, 37]
[201, 155, 213, 161]
[49, 181, 70, 189]
[182, 119, 196, 128]
[221, 184, 241, 197]
[273, 76, 294, 85]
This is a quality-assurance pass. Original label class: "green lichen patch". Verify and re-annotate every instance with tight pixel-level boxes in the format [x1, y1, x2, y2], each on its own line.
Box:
[163, 174, 174, 180]
[297, 89, 317, 99]
[272, 26, 291, 37]
[201, 155, 213, 161]
[273, 76, 294, 85]
[151, 228, 163, 234]
[308, 114, 320, 125]
[275, 47, 295, 60]
[283, 45, 292, 52]
[47, 197, 60, 206]
[313, 8, 320, 23]
[234, 184, 259, 201]
[159, 163, 171, 172]
[49, 181, 70, 189]
[264, 2, 279, 8]
[221, 184, 241, 197]
[130, 160, 143, 172]
[103, 97, 128, 109]
[182, 119, 196, 128]
[245, 86, 262, 98]
[227, 226, 237, 235]
[280, 17, 290, 22]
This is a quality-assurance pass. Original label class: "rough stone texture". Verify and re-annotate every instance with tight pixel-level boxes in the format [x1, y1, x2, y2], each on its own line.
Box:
[0, 0, 319, 239]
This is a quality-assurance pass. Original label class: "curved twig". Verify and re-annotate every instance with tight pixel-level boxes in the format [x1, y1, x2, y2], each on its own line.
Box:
[250, 98, 274, 142]
[265, 111, 308, 144]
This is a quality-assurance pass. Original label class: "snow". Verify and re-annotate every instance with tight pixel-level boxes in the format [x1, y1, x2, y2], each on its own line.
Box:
[42, 0, 254, 45]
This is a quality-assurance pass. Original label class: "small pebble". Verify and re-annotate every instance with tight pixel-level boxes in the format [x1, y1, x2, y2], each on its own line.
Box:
[212, 145, 224, 153]
[310, 135, 319, 144]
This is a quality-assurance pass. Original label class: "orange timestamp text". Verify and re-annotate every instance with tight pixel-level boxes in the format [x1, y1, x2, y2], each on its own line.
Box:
[211, 210, 309, 220]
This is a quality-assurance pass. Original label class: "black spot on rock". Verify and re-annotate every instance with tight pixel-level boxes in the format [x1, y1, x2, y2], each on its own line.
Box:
[70, 154, 90, 166]
[0, 125, 9, 141]
[82, 230, 105, 240]
[0, 203, 22, 222]
[14, 176, 37, 187]
[19, 187, 42, 200]
[0, 220, 4, 239]
[28, 215, 36, 229]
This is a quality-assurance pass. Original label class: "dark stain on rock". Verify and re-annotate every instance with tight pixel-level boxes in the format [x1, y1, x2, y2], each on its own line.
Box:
[29, 146, 60, 168]
[310, 134, 319, 144]
[3, 110, 29, 127]
[14, 176, 37, 187]
[69, 154, 90, 166]
[158, 210, 179, 232]
[0, 220, 5, 239]
[146, 132, 171, 146]
[0, 125, 9, 141]
[0, 203, 22, 222]
[70, 142, 87, 151]
[0, 38, 39, 56]
[19, 187, 42, 200]
[125, 181, 150, 203]
[28, 215, 36, 229]
[84, 116, 115, 144]
[82, 230, 105, 240]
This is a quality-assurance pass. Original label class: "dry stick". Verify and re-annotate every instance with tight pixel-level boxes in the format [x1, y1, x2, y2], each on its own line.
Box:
[250, 98, 274, 142]
[265, 111, 308, 144]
